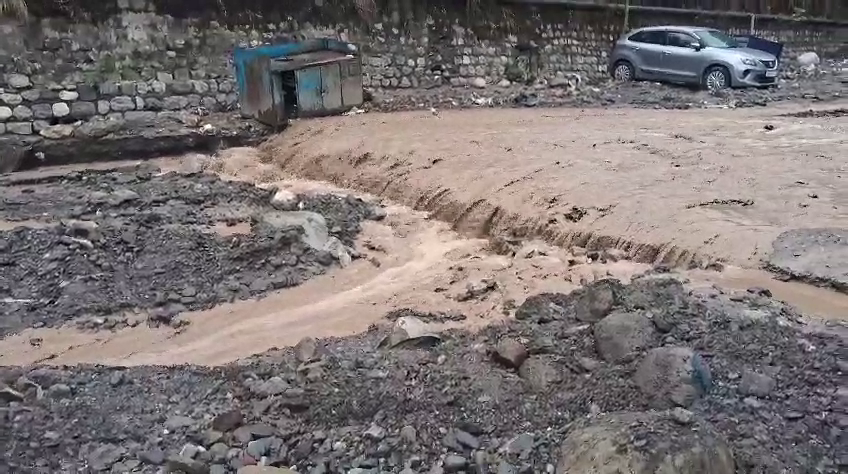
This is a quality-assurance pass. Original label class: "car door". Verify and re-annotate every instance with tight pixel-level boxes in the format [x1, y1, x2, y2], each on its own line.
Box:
[660, 31, 703, 84]
[626, 30, 666, 78]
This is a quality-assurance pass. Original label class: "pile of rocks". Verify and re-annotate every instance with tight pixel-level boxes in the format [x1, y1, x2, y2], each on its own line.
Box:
[0, 72, 239, 139]
[1, 276, 843, 473]
[368, 57, 845, 112]
[0, 165, 384, 335]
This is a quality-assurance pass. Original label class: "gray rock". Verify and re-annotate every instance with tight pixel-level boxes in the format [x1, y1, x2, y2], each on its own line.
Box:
[0, 93, 22, 106]
[51, 103, 70, 117]
[0, 106, 12, 121]
[139, 448, 166, 465]
[454, 429, 480, 449]
[261, 211, 330, 252]
[75, 118, 124, 138]
[164, 96, 189, 110]
[166, 455, 210, 474]
[493, 338, 528, 369]
[110, 96, 136, 112]
[400, 425, 417, 444]
[124, 111, 157, 123]
[165, 415, 196, 430]
[71, 101, 97, 119]
[738, 370, 776, 397]
[40, 124, 76, 139]
[21, 89, 40, 101]
[246, 437, 274, 458]
[634, 347, 712, 408]
[557, 411, 734, 474]
[59, 90, 79, 101]
[97, 100, 111, 114]
[212, 409, 243, 432]
[88, 443, 126, 471]
[171, 81, 194, 94]
[518, 356, 561, 391]
[444, 455, 468, 472]
[574, 280, 619, 322]
[295, 336, 318, 362]
[670, 407, 694, 425]
[593, 311, 657, 363]
[363, 423, 386, 440]
[31, 103, 53, 119]
[500, 433, 534, 455]
[6, 73, 31, 89]
[12, 105, 32, 120]
[251, 376, 289, 397]
[797, 51, 820, 67]
[6, 122, 33, 135]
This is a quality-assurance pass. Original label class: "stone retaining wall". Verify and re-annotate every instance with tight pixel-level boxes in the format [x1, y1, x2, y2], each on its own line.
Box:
[0, 0, 845, 139]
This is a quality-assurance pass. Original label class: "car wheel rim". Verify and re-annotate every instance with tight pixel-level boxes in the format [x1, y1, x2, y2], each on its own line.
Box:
[614, 64, 632, 81]
[706, 70, 727, 91]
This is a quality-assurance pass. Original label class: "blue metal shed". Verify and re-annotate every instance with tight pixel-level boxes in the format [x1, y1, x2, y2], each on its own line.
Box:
[234, 39, 363, 126]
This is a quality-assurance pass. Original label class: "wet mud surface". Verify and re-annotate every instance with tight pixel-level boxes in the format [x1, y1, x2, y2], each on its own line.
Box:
[1, 277, 845, 473]
[0, 165, 382, 336]
[767, 228, 848, 293]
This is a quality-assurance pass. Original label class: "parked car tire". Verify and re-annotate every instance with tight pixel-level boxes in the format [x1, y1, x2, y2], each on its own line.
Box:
[612, 60, 635, 82]
[703, 65, 731, 91]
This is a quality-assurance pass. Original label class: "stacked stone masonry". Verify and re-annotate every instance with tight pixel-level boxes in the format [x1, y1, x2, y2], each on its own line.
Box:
[0, 0, 845, 138]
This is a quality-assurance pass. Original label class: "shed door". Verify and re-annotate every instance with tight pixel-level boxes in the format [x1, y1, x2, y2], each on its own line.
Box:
[341, 60, 363, 108]
[296, 68, 323, 115]
[319, 64, 343, 111]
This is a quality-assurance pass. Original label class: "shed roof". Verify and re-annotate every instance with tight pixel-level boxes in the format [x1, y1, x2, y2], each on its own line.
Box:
[271, 51, 356, 72]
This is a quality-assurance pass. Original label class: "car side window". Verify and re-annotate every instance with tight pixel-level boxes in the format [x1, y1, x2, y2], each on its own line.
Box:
[629, 31, 665, 45]
[666, 32, 697, 48]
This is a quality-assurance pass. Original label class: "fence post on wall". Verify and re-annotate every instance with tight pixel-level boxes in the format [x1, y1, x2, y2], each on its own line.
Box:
[623, 0, 631, 31]
[749, 13, 756, 35]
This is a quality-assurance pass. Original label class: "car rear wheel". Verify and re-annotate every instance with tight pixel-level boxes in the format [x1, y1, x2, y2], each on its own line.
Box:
[703, 66, 730, 91]
[613, 61, 635, 82]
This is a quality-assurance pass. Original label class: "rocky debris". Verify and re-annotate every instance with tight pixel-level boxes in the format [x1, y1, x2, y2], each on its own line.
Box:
[1, 277, 844, 473]
[767, 228, 848, 293]
[593, 311, 657, 363]
[635, 346, 712, 408]
[493, 338, 528, 369]
[557, 411, 735, 474]
[368, 68, 845, 113]
[0, 166, 385, 336]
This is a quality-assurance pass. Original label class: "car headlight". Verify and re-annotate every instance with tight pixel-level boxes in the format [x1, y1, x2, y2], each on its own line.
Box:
[740, 58, 758, 66]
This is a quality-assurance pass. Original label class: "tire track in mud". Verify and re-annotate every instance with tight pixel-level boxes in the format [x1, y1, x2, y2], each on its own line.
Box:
[261, 138, 718, 270]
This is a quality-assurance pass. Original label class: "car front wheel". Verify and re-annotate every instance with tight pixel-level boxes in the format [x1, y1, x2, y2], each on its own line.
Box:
[613, 61, 635, 82]
[703, 66, 730, 91]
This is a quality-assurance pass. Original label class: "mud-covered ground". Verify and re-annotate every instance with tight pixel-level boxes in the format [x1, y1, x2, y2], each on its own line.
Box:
[0, 164, 383, 336]
[1, 277, 845, 473]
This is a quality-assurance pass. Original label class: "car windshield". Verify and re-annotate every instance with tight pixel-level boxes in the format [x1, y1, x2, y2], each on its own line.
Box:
[694, 30, 738, 48]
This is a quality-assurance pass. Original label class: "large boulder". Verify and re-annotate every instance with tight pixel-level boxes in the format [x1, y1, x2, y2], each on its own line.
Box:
[593, 311, 657, 363]
[573, 279, 623, 323]
[557, 411, 735, 474]
[260, 211, 329, 251]
[634, 347, 712, 408]
[797, 51, 820, 67]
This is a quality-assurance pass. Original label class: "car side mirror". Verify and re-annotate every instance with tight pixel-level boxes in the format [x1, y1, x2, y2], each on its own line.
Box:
[690, 42, 702, 51]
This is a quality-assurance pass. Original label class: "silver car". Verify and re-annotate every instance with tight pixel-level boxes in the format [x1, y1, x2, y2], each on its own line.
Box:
[609, 26, 779, 90]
